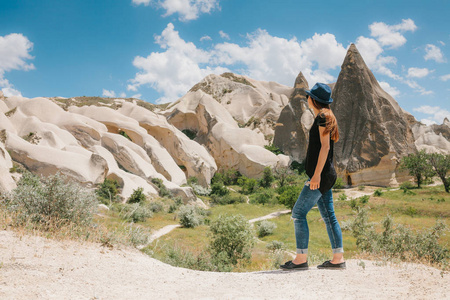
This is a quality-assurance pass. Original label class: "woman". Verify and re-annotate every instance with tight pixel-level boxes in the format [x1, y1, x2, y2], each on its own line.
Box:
[280, 82, 345, 270]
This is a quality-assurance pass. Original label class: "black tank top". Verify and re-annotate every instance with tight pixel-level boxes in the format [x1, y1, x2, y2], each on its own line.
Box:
[305, 113, 337, 194]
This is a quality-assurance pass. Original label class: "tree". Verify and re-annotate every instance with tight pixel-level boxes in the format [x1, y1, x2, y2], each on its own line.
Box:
[259, 166, 275, 188]
[427, 153, 450, 193]
[400, 150, 434, 188]
[274, 166, 295, 188]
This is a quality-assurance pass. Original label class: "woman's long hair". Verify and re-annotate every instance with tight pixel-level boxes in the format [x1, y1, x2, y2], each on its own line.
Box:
[310, 98, 340, 142]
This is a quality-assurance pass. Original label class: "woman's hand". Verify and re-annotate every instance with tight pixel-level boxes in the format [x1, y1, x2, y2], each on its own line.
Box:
[309, 174, 321, 190]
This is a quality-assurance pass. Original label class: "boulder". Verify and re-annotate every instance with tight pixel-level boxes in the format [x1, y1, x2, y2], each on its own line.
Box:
[331, 44, 416, 186]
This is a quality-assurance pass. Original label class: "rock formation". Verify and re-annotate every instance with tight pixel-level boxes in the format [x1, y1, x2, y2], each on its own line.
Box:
[180, 73, 293, 142]
[331, 44, 416, 186]
[165, 89, 290, 178]
[409, 116, 450, 154]
[273, 72, 315, 162]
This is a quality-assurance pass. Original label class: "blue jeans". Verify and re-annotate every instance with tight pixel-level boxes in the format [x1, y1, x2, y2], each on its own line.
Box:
[291, 180, 344, 254]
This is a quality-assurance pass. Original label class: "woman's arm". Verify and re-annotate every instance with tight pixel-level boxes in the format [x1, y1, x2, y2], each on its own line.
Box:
[309, 126, 331, 190]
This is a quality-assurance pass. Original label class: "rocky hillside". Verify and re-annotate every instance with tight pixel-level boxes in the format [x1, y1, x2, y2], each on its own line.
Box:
[0, 75, 291, 201]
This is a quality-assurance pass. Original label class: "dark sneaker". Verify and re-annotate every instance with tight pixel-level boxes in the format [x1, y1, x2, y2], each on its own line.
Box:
[280, 260, 309, 271]
[317, 260, 346, 269]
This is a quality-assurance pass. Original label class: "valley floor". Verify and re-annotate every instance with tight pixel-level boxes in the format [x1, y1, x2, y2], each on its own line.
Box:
[0, 230, 448, 300]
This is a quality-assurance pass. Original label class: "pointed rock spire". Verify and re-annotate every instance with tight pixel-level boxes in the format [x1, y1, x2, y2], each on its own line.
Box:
[444, 117, 450, 126]
[331, 44, 416, 185]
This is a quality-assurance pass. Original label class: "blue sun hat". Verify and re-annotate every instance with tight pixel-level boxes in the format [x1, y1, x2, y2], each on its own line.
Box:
[305, 82, 333, 105]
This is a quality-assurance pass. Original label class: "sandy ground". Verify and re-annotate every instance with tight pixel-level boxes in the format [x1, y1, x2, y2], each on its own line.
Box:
[0, 230, 448, 300]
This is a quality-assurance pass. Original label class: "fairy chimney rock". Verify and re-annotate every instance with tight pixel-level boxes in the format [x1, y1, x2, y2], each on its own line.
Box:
[331, 43, 416, 186]
[444, 117, 450, 127]
[273, 71, 314, 162]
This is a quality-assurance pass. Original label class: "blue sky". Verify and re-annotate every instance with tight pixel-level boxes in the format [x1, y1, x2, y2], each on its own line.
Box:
[1, 0, 449, 124]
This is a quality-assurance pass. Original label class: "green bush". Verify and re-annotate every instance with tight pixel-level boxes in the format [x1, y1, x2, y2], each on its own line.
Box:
[358, 185, 365, 191]
[210, 194, 245, 205]
[97, 178, 120, 204]
[4, 172, 97, 227]
[338, 193, 348, 201]
[178, 205, 203, 228]
[182, 129, 197, 140]
[373, 189, 383, 197]
[259, 166, 275, 188]
[210, 182, 229, 196]
[359, 195, 370, 204]
[404, 206, 418, 217]
[208, 214, 255, 268]
[264, 144, 284, 155]
[346, 208, 449, 266]
[160, 245, 218, 271]
[151, 178, 172, 198]
[128, 187, 146, 204]
[257, 220, 277, 237]
[266, 240, 286, 252]
[119, 203, 153, 223]
[149, 201, 163, 213]
[211, 169, 241, 186]
[168, 197, 183, 213]
[187, 176, 198, 185]
[333, 177, 345, 189]
[238, 177, 258, 195]
[277, 185, 301, 209]
[290, 160, 305, 175]
[250, 189, 274, 205]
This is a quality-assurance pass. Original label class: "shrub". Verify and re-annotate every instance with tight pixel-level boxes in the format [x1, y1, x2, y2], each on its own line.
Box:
[168, 197, 183, 213]
[191, 184, 211, 196]
[358, 185, 365, 191]
[210, 182, 229, 196]
[277, 185, 301, 209]
[238, 177, 258, 195]
[400, 181, 414, 190]
[404, 206, 418, 217]
[250, 189, 274, 205]
[119, 130, 131, 141]
[274, 166, 295, 188]
[160, 245, 218, 271]
[209, 214, 255, 268]
[151, 178, 172, 198]
[119, 203, 153, 222]
[333, 177, 345, 189]
[4, 172, 97, 227]
[97, 178, 120, 204]
[149, 201, 163, 213]
[290, 160, 305, 175]
[346, 208, 449, 266]
[338, 193, 348, 201]
[373, 189, 383, 197]
[266, 240, 286, 252]
[257, 220, 277, 237]
[128, 187, 146, 204]
[210, 194, 245, 205]
[211, 169, 241, 186]
[264, 144, 284, 155]
[259, 166, 275, 188]
[349, 198, 358, 210]
[187, 176, 198, 185]
[359, 195, 370, 204]
[178, 205, 203, 228]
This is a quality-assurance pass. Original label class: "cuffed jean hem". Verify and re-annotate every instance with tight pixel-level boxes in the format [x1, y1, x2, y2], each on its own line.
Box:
[332, 247, 344, 254]
[296, 249, 308, 254]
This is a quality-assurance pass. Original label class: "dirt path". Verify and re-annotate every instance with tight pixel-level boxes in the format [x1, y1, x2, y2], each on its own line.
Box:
[0, 230, 447, 300]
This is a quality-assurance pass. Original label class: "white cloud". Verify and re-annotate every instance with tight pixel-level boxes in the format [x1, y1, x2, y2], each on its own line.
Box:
[414, 105, 450, 124]
[128, 24, 348, 103]
[369, 19, 417, 49]
[219, 30, 230, 40]
[424, 44, 446, 63]
[200, 35, 212, 42]
[128, 23, 228, 103]
[407, 67, 432, 78]
[440, 74, 450, 81]
[133, 0, 220, 21]
[0, 33, 35, 97]
[119, 92, 127, 98]
[102, 89, 116, 97]
[379, 81, 400, 97]
[420, 118, 436, 126]
[439, 41, 445, 46]
[2, 87, 22, 97]
[131, 93, 142, 99]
